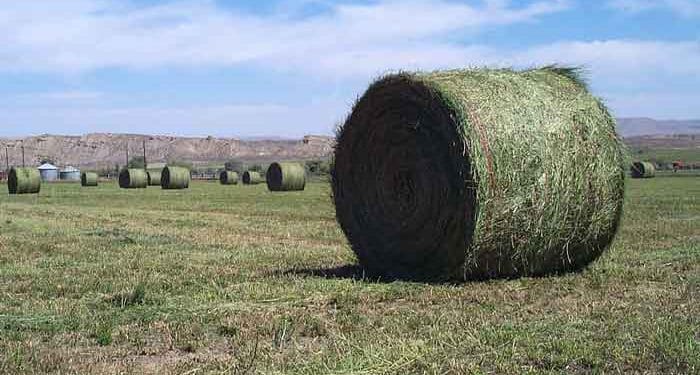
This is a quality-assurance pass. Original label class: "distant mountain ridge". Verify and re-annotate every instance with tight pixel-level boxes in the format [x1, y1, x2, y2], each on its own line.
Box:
[0, 118, 697, 168]
[617, 118, 700, 137]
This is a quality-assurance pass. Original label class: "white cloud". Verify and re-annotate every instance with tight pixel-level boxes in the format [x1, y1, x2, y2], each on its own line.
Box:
[0, 0, 569, 73]
[608, 0, 700, 17]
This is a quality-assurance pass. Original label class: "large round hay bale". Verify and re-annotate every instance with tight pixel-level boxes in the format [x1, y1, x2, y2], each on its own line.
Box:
[8, 167, 41, 194]
[220, 171, 239, 185]
[81, 172, 99, 187]
[147, 170, 162, 186]
[161, 166, 190, 190]
[332, 67, 626, 281]
[266, 162, 305, 191]
[242, 171, 263, 185]
[119, 169, 148, 189]
[630, 161, 655, 178]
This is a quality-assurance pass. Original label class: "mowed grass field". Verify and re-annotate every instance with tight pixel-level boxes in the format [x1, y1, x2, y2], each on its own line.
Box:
[0, 178, 698, 374]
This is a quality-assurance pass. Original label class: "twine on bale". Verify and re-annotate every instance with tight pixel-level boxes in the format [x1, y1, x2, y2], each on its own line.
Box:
[161, 166, 190, 190]
[242, 171, 263, 185]
[266, 162, 306, 191]
[631, 161, 655, 178]
[147, 170, 162, 186]
[81, 172, 99, 187]
[332, 67, 626, 281]
[220, 171, 239, 185]
[8, 167, 41, 194]
[119, 169, 148, 189]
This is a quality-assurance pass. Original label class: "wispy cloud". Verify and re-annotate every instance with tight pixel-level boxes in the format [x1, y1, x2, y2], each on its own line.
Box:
[0, 0, 570, 74]
[608, 0, 700, 17]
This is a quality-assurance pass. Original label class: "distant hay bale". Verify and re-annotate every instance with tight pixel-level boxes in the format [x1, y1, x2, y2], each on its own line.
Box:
[161, 166, 190, 190]
[332, 67, 626, 281]
[220, 171, 239, 185]
[266, 162, 306, 191]
[631, 161, 655, 178]
[8, 167, 41, 194]
[119, 169, 148, 189]
[146, 170, 162, 186]
[242, 171, 263, 185]
[81, 172, 99, 187]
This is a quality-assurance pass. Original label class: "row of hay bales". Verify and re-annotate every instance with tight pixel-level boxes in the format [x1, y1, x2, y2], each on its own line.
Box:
[118, 166, 191, 190]
[8, 162, 307, 194]
[220, 163, 306, 191]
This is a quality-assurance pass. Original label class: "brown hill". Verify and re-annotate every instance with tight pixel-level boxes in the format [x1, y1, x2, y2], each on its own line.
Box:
[0, 133, 334, 169]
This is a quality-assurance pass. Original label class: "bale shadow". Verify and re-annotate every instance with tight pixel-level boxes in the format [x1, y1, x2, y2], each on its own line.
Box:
[281, 262, 592, 284]
[281, 265, 397, 284]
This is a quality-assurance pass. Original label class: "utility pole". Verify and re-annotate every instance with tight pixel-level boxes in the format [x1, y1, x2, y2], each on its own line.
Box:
[5, 146, 9, 171]
[125, 143, 129, 170]
[21, 143, 25, 167]
[143, 138, 147, 170]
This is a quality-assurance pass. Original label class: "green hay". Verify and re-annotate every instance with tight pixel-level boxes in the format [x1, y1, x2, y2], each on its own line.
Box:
[81, 172, 99, 187]
[242, 171, 263, 185]
[146, 170, 162, 186]
[8, 167, 41, 194]
[161, 166, 190, 190]
[119, 169, 148, 189]
[631, 161, 656, 178]
[266, 162, 306, 192]
[332, 67, 626, 281]
[220, 171, 239, 185]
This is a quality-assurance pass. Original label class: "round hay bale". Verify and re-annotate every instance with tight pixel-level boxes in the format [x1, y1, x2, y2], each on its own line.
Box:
[630, 161, 655, 178]
[8, 167, 41, 194]
[332, 67, 626, 281]
[266, 162, 306, 191]
[119, 169, 148, 189]
[242, 171, 263, 185]
[81, 172, 99, 187]
[220, 171, 239, 185]
[147, 170, 162, 186]
[161, 166, 190, 190]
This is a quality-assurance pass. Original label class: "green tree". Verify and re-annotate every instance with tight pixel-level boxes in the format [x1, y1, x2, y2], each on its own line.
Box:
[224, 159, 244, 173]
[127, 156, 146, 169]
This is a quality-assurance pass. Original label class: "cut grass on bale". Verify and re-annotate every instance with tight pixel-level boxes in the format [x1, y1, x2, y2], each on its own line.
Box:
[0, 177, 698, 374]
[334, 67, 625, 281]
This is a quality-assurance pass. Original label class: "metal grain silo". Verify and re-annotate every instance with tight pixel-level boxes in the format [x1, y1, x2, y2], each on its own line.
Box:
[59, 166, 81, 181]
[38, 163, 59, 182]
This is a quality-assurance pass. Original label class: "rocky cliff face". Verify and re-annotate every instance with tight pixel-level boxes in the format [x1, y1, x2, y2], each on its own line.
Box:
[0, 133, 334, 169]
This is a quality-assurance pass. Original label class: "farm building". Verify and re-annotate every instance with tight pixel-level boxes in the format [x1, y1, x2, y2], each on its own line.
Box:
[38, 163, 59, 182]
[60, 166, 81, 181]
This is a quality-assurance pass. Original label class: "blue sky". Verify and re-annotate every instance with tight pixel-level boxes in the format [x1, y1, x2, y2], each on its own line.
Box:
[0, 0, 698, 137]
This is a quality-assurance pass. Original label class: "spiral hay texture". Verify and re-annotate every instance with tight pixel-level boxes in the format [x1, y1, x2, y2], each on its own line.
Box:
[161, 166, 190, 190]
[242, 171, 263, 185]
[119, 169, 148, 189]
[81, 172, 99, 187]
[147, 170, 162, 186]
[8, 167, 41, 194]
[220, 171, 239, 185]
[332, 68, 626, 281]
[266, 162, 306, 191]
[631, 162, 655, 178]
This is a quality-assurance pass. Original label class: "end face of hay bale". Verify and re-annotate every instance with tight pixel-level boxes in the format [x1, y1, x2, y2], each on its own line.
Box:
[242, 171, 263, 185]
[631, 161, 656, 178]
[119, 169, 148, 189]
[220, 171, 239, 185]
[147, 170, 162, 186]
[81, 172, 99, 187]
[161, 166, 190, 190]
[8, 167, 41, 194]
[266, 162, 306, 191]
[332, 68, 625, 281]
